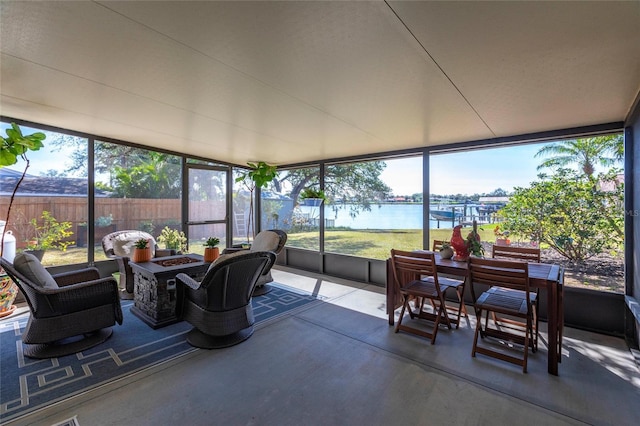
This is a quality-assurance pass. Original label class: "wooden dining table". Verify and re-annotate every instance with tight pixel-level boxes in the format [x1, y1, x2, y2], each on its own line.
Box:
[386, 252, 563, 375]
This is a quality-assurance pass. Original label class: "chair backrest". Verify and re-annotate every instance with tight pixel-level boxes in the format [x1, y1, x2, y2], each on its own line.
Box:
[432, 240, 446, 251]
[390, 249, 439, 289]
[468, 256, 530, 301]
[492, 245, 540, 263]
[195, 251, 276, 310]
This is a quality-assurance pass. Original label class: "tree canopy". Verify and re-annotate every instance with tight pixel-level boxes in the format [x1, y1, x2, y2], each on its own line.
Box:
[535, 135, 623, 176]
[500, 168, 623, 263]
[273, 161, 392, 218]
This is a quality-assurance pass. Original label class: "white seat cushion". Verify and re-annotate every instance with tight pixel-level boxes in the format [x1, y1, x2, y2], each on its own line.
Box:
[13, 252, 58, 289]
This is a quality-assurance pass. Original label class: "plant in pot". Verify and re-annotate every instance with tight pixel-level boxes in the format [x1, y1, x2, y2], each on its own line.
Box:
[467, 220, 484, 257]
[438, 241, 454, 259]
[235, 161, 277, 244]
[25, 210, 75, 261]
[493, 225, 511, 246]
[299, 187, 327, 206]
[157, 226, 187, 253]
[132, 238, 152, 263]
[203, 237, 220, 262]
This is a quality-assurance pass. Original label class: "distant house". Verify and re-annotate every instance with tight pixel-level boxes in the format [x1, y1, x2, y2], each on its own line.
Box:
[0, 168, 111, 197]
[597, 173, 624, 192]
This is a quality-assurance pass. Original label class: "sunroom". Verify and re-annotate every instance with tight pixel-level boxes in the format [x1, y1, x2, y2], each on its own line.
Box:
[1, 1, 639, 425]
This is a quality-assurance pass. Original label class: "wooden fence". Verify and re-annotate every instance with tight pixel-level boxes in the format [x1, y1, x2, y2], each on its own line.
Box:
[0, 197, 229, 248]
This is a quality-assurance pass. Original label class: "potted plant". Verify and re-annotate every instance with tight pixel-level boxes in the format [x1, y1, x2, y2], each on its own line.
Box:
[438, 241, 454, 259]
[157, 226, 187, 253]
[467, 220, 484, 257]
[77, 214, 117, 247]
[203, 237, 220, 262]
[300, 188, 327, 206]
[493, 225, 511, 246]
[235, 161, 277, 244]
[132, 238, 152, 263]
[25, 210, 75, 261]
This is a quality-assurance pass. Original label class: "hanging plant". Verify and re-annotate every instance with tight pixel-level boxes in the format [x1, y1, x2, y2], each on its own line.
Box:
[235, 161, 277, 243]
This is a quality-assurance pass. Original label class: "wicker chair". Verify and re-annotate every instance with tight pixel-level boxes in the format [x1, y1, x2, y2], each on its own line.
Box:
[175, 251, 276, 349]
[0, 253, 123, 359]
[223, 229, 287, 296]
[102, 230, 175, 299]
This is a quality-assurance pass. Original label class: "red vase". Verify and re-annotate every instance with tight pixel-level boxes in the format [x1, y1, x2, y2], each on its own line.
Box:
[450, 225, 469, 261]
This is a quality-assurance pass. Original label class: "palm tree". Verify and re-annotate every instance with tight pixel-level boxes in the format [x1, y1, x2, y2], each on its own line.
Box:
[535, 134, 623, 176]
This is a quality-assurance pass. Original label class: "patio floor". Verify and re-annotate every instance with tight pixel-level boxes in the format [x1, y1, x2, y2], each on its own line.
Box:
[10, 266, 640, 426]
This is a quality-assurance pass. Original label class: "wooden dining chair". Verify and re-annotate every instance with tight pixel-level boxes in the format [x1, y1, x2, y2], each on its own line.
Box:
[432, 240, 446, 251]
[432, 240, 468, 328]
[492, 245, 541, 263]
[491, 244, 541, 350]
[390, 249, 464, 344]
[468, 257, 536, 373]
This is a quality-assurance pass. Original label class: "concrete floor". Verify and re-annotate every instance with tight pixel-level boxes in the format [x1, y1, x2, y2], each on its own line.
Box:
[9, 266, 640, 426]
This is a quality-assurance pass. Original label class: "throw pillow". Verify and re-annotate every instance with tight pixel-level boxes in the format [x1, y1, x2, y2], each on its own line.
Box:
[251, 231, 280, 252]
[13, 252, 58, 289]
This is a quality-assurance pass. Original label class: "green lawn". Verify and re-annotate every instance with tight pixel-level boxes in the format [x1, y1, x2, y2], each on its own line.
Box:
[287, 227, 497, 260]
[36, 227, 497, 265]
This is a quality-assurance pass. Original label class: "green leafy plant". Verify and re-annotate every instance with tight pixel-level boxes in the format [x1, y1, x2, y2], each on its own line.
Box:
[501, 168, 623, 263]
[204, 237, 220, 248]
[157, 226, 187, 252]
[95, 214, 113, 227]
[466, 221, 484, 257]
[27, 211, 74, 251]
[300, 188, 327, 201]
[439, 241, 451, 250]
[235, 161, 277, 242]
[0, 123, 46, 257]
[134, 238, 149, 249]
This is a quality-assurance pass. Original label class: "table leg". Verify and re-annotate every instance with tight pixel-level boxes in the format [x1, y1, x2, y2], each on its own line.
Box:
[386, 259, 395, 325]
[547, 279, 558, 375]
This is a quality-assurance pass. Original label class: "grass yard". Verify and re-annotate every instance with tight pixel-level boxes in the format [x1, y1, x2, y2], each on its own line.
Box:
[288, 226, 497, 260]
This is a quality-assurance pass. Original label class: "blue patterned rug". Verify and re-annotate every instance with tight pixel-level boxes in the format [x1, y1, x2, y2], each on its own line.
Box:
[0, 284, 318, 423]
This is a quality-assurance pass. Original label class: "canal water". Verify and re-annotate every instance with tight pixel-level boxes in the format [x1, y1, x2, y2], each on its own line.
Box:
[298, 203, 480, 230]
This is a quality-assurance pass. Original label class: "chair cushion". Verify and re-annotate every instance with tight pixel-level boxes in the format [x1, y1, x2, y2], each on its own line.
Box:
[113, 232, 156, 257]
[250, 231, 280, 252]
[13, 252, 58, 289]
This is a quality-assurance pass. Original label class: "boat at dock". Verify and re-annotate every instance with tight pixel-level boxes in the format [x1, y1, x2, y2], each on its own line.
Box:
[430, 209, 463, 221]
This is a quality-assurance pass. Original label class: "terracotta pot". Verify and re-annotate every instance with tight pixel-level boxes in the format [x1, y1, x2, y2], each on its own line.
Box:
[204, 247, 220, 263]
[495, 238, 511, 246]
[132, 247, 152, 263]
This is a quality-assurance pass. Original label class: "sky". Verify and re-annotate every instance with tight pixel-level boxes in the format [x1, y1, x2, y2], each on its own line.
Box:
[380, 143, 548, 196]
[3, 122, 615, 197]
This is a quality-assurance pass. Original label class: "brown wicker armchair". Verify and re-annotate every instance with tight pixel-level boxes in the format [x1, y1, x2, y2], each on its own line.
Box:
[223, 229, 287, 295]
[0, 253, 123, 359]
[175, 251, 276, 349]
[102, 230, 175, 299]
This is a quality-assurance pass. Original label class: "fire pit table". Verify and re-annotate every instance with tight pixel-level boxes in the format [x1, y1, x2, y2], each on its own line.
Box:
[130, 253, 209, 329]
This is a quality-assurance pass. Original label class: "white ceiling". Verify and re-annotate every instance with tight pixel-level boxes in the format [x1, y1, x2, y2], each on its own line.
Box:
[1, 1, 639, 167]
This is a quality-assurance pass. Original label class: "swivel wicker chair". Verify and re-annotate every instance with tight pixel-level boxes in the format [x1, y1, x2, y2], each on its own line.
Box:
[1, 253, 123, 359]
[223, 229, 287, 295]
[102, 230, 175, 299]
[175, 251, 275, 349]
